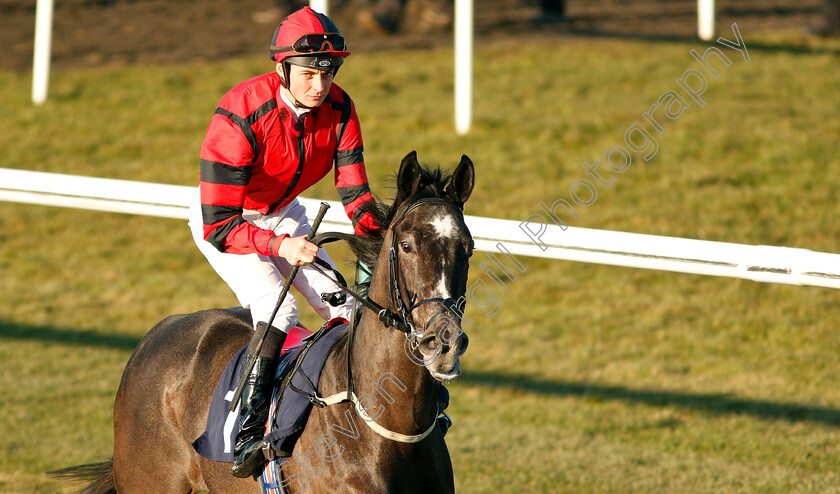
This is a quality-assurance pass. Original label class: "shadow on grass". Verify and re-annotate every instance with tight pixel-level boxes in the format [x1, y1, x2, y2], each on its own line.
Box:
[0, 321, 141, 350]
[462, 371, 840, 427]
[6, 321, 839, 427]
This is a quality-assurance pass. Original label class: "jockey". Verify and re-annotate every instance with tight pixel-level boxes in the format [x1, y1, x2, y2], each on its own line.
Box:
[187, 6, 378, 478]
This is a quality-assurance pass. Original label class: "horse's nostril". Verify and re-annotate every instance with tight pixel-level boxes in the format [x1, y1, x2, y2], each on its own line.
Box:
[459, 332, 469, 351]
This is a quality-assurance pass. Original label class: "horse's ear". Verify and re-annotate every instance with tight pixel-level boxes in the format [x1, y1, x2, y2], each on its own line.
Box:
[446, 154, 475, 206]
[396, 150, 422, 205]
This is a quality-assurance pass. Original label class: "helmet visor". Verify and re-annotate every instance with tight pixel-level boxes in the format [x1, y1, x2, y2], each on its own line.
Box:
[271, 33, 347, 55]
[285, 55, 345, 70]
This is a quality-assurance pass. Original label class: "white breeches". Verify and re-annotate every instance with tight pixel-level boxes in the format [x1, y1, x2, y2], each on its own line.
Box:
[188, 193, 352, 333]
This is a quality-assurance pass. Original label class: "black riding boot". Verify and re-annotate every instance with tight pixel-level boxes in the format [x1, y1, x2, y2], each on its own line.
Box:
[231, 323, 287, 477]
[230, 348, 286, 478]
[230, 353, 277, 478]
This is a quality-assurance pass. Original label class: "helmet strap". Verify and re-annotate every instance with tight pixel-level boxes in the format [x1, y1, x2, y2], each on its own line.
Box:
[276, 62, 315, 110]
[276, 62, 290, 89]
[293, 98, 314, 110]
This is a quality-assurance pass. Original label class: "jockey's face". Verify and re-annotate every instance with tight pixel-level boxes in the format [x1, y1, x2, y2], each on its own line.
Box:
[280, 63, 335, 109]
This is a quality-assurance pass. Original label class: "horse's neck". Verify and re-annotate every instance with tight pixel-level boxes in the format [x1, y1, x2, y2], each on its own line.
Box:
[334, 277, 440, 430]
[354, 316, 439, 425]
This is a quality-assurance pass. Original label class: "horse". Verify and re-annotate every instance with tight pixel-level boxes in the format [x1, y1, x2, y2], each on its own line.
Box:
[52, 150, 475, 494]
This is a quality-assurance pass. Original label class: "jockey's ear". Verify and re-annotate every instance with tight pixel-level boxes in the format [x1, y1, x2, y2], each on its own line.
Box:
[396, 150, 422, 206]
[446, 155, 474, 206]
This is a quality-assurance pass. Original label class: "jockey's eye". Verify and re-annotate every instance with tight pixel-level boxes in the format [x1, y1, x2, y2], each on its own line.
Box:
[400, 241, 413, 253]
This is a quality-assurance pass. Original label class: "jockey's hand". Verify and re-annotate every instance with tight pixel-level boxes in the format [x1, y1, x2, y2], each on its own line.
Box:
[277, 235, 319, 266]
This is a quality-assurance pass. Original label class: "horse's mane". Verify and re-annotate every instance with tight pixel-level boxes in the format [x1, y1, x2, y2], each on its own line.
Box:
[342, 165, 453, 272]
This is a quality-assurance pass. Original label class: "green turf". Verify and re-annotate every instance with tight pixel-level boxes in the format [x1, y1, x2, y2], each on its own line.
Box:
[1, 28, 839, 493]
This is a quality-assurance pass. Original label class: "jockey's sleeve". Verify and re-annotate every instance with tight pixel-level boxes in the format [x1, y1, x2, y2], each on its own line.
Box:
[198, 104, 282, 257]
[332, 94, 380, 236]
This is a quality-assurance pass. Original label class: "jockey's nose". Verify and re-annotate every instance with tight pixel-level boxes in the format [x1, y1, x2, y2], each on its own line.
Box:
[312, 72, 331, 93]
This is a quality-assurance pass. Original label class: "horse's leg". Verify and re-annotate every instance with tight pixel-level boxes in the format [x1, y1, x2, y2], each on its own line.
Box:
[113, 412, 200, 493]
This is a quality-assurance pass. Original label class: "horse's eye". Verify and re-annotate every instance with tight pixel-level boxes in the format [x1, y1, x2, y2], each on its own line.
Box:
[400, 241, 413, 253]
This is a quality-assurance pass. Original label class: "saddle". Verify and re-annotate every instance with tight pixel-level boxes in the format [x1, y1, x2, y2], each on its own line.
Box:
[191, 318, 347, 464]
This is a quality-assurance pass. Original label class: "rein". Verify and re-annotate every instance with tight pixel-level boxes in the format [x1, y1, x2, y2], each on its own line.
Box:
[311, 197, 465, 338]
[301, 196, 465, 443]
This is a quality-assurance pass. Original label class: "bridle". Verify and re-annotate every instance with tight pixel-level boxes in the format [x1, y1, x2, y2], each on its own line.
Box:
[385, 197, 466, 344]
[300, 196, 469, 442]
[310, 196, 467, 341]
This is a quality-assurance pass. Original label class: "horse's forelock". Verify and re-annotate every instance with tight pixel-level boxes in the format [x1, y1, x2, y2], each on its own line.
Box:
[344, 165, 453, 272]
[387, 166, 453, 225]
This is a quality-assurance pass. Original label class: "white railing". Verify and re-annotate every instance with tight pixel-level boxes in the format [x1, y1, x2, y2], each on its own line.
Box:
[1, 168, 838, 289]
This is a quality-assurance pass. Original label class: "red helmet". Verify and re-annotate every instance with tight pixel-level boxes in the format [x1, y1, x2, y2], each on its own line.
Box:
[270, 7, 350, 86]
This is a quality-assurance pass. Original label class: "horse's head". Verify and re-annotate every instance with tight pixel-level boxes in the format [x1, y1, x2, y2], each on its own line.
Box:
[383, 151, 474, 382]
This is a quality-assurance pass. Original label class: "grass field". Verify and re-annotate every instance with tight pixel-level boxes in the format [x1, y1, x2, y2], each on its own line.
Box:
[1, 27, 840, 493]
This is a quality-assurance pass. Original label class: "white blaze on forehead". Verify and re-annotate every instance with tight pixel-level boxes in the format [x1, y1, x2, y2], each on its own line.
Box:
[429, 215, 457, 238]
[428, 214, 457, 297]
[436, 275, 450, 298]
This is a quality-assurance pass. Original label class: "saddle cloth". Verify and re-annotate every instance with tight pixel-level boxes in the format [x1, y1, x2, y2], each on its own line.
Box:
[192, 319, 347, 463]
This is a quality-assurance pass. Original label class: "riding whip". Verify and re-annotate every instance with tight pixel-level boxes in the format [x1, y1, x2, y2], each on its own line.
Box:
[229, 201, 331, 411]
